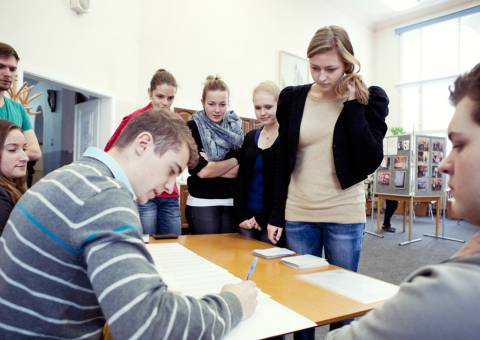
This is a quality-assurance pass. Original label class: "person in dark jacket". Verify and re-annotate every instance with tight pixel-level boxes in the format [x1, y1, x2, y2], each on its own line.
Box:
[186, 75, 244, 234]
[267, 25, 388, 339]
[234, 81, 283, 245]
[0, 119, 28, 234]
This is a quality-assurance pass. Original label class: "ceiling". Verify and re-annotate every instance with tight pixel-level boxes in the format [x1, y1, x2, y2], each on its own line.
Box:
[331, 0, 478, 29]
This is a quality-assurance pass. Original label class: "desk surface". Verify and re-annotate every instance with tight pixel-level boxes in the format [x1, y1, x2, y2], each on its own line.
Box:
[153, 233, 382, 325]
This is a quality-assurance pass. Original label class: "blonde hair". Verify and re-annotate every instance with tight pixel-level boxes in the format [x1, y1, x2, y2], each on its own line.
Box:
[253, 81, 280, 101]
[201, 75, 229, 103]
[307, 25, 369, 104]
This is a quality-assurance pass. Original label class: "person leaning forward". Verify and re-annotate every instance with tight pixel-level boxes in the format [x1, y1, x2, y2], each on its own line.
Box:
[0, 109, 257, 339]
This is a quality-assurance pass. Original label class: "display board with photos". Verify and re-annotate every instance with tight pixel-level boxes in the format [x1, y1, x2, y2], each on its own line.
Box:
[375, 134, 446, 197]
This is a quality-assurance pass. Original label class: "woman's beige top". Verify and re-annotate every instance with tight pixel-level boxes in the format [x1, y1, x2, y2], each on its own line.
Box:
[285, 94, 366, 224]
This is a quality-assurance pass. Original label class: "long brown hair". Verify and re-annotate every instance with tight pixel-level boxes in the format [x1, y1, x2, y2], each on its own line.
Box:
[0, 120, 27, 203]
[307, 25, 369, 104]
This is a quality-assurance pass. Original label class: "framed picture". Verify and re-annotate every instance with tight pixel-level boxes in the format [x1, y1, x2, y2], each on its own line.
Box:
[432, 151, 444, 164]
[417, 165, 428, 178]
[432, 178, 442, 191]
[377, 171, 391, 186]
[279, 51, 309, 89]
[417, 179, 428, 191]
[380, 156, 390, 169]
[394, 171, 406, 189]
[393, 155, 408, 170]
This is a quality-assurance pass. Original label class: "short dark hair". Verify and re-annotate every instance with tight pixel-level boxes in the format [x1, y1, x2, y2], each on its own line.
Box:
[450, 63, 480, 125]
[113, 109, 198, 167]
[0, 42, 19, 61]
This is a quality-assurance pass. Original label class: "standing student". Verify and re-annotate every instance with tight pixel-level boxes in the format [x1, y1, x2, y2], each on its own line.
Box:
[105, 69, 182, 236]
[186, 75, 244, 234]
[325, 62, 480, 340]
[0, 120, 28, 234]
[0, 109, 257, 339]
[234, 81, 283, 244]
[0, 42, 41, 163]
[267, 25, 388, 338]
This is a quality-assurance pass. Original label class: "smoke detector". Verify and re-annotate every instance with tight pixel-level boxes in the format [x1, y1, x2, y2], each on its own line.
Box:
[70, 0, 90, 14]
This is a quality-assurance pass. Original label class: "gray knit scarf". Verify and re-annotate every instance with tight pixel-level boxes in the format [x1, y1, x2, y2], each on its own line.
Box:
[192, 110, 244, 161]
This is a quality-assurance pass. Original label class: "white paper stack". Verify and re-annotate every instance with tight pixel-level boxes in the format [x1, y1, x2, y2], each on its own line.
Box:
[281, 254, 329, 269]
[252, 247, 296, 259]
[298, 269, 399, 304]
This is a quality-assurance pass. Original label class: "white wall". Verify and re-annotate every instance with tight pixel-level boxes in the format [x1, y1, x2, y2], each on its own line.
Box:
[0, 0, 141, 125]
[0, 0, 375, 127]
[138, 0, 375, 118]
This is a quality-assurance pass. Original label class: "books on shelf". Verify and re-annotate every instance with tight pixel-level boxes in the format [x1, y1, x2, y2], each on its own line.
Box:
[281, 254, 329, 269]
[252, 247, 296, 259]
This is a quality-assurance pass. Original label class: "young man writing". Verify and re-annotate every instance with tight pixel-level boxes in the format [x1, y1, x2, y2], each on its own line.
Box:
[0, 109, 257, 339]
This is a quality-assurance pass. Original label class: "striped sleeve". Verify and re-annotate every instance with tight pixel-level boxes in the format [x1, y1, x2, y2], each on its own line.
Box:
[80, 189, 243, 339]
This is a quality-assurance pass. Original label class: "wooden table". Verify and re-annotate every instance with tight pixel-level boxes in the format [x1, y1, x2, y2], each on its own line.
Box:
[152, 233, 385, 326]
[375, 194, 441, 245]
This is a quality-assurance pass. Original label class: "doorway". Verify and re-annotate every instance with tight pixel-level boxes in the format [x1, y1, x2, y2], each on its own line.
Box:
[22, 72, 114, 183]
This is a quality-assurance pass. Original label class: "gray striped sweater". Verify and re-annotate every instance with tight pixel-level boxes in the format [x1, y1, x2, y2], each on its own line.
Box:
[0, 155, 242, 339]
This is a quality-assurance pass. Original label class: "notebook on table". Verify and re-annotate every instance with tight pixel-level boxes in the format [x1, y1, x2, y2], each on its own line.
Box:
[281, 254, 329, 269]
[252, 247, 296, 259]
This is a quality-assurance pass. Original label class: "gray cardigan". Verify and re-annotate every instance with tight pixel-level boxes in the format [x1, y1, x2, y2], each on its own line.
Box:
[327, 252, 480, 339]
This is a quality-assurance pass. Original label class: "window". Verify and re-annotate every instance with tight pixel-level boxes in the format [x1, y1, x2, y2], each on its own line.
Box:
[397, 8, 480, 133]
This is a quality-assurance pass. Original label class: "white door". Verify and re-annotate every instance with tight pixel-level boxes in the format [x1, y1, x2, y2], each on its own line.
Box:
[74, 99, 100, 161]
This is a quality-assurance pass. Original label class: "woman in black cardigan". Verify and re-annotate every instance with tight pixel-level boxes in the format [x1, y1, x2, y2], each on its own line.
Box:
[234, 81, 283, 245]
[0, 120, 28, 234]
[267, 26, 388, 338]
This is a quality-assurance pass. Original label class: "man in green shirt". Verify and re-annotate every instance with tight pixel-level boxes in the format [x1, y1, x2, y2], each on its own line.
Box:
[0, 42, 41, 161]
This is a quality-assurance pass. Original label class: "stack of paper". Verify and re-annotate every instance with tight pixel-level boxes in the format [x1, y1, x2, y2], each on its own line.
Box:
[252, 247, 296, 259]
[281, 254, 329, 269]
[298, 269, 399, 304]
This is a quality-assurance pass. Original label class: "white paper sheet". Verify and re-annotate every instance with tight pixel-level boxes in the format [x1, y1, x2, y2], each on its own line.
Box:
[146, 243, 315, 338]
[299, 269, 399, 304]
[387, 137, 398, 156]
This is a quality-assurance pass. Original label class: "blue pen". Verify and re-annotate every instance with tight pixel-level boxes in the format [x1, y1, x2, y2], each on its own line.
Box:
[245, 257, 258, 280]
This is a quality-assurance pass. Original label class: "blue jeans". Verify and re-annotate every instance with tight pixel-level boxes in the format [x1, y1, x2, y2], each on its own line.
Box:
[138, 197, 181, 235]
[285, 221, 365, 340]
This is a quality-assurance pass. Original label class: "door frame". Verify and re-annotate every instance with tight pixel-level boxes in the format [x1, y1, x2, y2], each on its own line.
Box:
[20, 68, 115, 150]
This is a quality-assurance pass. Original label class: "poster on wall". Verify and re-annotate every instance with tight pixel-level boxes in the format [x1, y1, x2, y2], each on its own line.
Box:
[380, 156, 390, 169]
[394, 171, 406, 189]
[417, 179, 428, 191]
[432, 151, 444, 164]
[432, 138, 444, 152]
[397, 139, 410, 151]
[417, 151, 429, 164]
[432, 178, 442, 191]
[377, 171, 391, 186]
[417, 165, 428, 178]
[417, 138, 430, 152]
[393, 155, 408, 170]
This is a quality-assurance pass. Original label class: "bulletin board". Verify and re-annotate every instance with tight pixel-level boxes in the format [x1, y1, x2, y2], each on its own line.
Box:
[374, 134, 446, 197]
